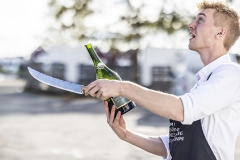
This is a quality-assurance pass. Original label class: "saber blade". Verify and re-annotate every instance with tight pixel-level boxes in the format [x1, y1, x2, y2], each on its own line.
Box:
[28, 67, 84, 94]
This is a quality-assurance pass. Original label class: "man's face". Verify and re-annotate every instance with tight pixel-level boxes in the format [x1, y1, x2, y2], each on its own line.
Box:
[188, 9, 219, 52]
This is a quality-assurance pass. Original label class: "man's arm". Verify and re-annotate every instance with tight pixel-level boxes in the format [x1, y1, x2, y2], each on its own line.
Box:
[124, 130, 168, 157]
[85, 80, 184, 122]
[104, 101, 168, 157]
[121, 81, 184, 121]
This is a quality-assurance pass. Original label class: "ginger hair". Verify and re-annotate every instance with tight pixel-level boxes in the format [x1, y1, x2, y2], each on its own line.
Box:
[197, 0, 240, 51]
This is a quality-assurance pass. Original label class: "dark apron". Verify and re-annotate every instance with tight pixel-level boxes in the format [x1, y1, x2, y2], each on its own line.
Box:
[169, 73, 216, 160]
[169, 120, 216, 160]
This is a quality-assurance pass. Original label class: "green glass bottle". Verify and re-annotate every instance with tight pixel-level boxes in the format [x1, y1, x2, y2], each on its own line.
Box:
[84, 43, 135, 117]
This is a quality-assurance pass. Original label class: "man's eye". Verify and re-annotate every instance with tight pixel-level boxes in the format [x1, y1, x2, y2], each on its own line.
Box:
[198, 17, 203, 22]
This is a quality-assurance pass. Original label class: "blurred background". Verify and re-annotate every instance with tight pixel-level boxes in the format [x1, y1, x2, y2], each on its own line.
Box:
[0, 0, 240, 159]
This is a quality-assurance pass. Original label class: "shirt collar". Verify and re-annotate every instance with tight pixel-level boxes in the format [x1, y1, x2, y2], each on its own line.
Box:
[196, 54, 232, 83]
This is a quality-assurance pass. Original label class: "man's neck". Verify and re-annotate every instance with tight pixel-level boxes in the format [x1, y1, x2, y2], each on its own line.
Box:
[197, 47, 227, 66]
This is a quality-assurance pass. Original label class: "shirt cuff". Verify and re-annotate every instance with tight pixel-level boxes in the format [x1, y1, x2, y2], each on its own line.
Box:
[179, 94, 193, 125]
[160, 134, 171, 160]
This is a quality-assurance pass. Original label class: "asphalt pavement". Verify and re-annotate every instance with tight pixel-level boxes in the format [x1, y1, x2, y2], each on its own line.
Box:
[0, 78, 240, 160]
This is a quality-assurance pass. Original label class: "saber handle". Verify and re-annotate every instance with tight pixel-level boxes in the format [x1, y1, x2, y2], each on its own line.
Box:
[81, 86, 86, 94]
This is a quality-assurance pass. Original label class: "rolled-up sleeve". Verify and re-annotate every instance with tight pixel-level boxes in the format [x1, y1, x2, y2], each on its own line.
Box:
[180, 94, 194, 124]
[179, 64, 240, 125]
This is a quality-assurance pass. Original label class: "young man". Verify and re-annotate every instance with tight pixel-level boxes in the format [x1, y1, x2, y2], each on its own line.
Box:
[84, 1, 240, 159]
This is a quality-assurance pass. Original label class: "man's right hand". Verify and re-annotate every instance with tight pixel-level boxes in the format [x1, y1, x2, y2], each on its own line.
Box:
[103, 101, 168, 157]
[104, 101, 127, 140]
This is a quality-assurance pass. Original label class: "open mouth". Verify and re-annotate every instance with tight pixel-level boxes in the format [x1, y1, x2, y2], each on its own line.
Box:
[190, 32, 196, 40]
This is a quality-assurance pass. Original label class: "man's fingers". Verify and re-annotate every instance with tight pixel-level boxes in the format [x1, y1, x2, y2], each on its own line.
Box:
[84, 80, 114, 100]
[119, 115, 125, 124]
[84, 81, 97, 96]
[88, 86, 100, 97]
[113, 111, 121, 125]
[96, 90, 103, 99]
[109, 105, 116, 124]
[104, 101, 110, 122]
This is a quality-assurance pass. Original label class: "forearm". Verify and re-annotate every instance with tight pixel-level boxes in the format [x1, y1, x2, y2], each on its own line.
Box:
[123, 129, 167, 157]
[120, 81, 184, 121]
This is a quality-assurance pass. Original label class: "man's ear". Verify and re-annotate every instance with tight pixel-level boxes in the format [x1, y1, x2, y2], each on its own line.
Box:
[216, 28, 227, 38]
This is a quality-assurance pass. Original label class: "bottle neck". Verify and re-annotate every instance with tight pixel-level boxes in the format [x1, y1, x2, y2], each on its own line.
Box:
[85, 43, 102, 67]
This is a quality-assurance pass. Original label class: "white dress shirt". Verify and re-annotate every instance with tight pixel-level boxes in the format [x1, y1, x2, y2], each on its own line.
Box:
[160, 54, 240, 160]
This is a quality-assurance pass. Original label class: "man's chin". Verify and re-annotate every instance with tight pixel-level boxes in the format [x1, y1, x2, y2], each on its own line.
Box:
[188, 44, 196, 51]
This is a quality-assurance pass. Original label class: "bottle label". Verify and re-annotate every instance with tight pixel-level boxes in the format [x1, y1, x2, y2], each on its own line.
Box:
[111, 96, 131, 109]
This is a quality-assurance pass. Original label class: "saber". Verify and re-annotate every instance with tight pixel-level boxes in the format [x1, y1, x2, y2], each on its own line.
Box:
[28, 67, 85, 94]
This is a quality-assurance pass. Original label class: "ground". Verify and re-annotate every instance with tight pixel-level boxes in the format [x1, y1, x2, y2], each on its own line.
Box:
[0, 78, 239, 160]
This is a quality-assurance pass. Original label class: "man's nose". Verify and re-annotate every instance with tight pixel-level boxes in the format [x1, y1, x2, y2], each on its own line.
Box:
[188, 21, 195, 30]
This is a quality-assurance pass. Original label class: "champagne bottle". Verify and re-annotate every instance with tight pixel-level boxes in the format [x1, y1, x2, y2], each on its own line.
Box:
[84, 43, 135, 118]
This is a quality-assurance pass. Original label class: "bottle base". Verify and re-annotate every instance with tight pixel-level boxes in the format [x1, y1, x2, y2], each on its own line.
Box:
[108, 100, 136, 118]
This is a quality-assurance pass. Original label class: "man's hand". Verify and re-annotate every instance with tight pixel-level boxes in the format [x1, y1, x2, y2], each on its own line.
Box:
[104, 101, 127, 140]
[84, 79, 122, 100]
[104, 101, 168, 157]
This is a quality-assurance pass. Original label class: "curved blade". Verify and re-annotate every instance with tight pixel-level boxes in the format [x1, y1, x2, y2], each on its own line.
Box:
[28, 67, 84, 94]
